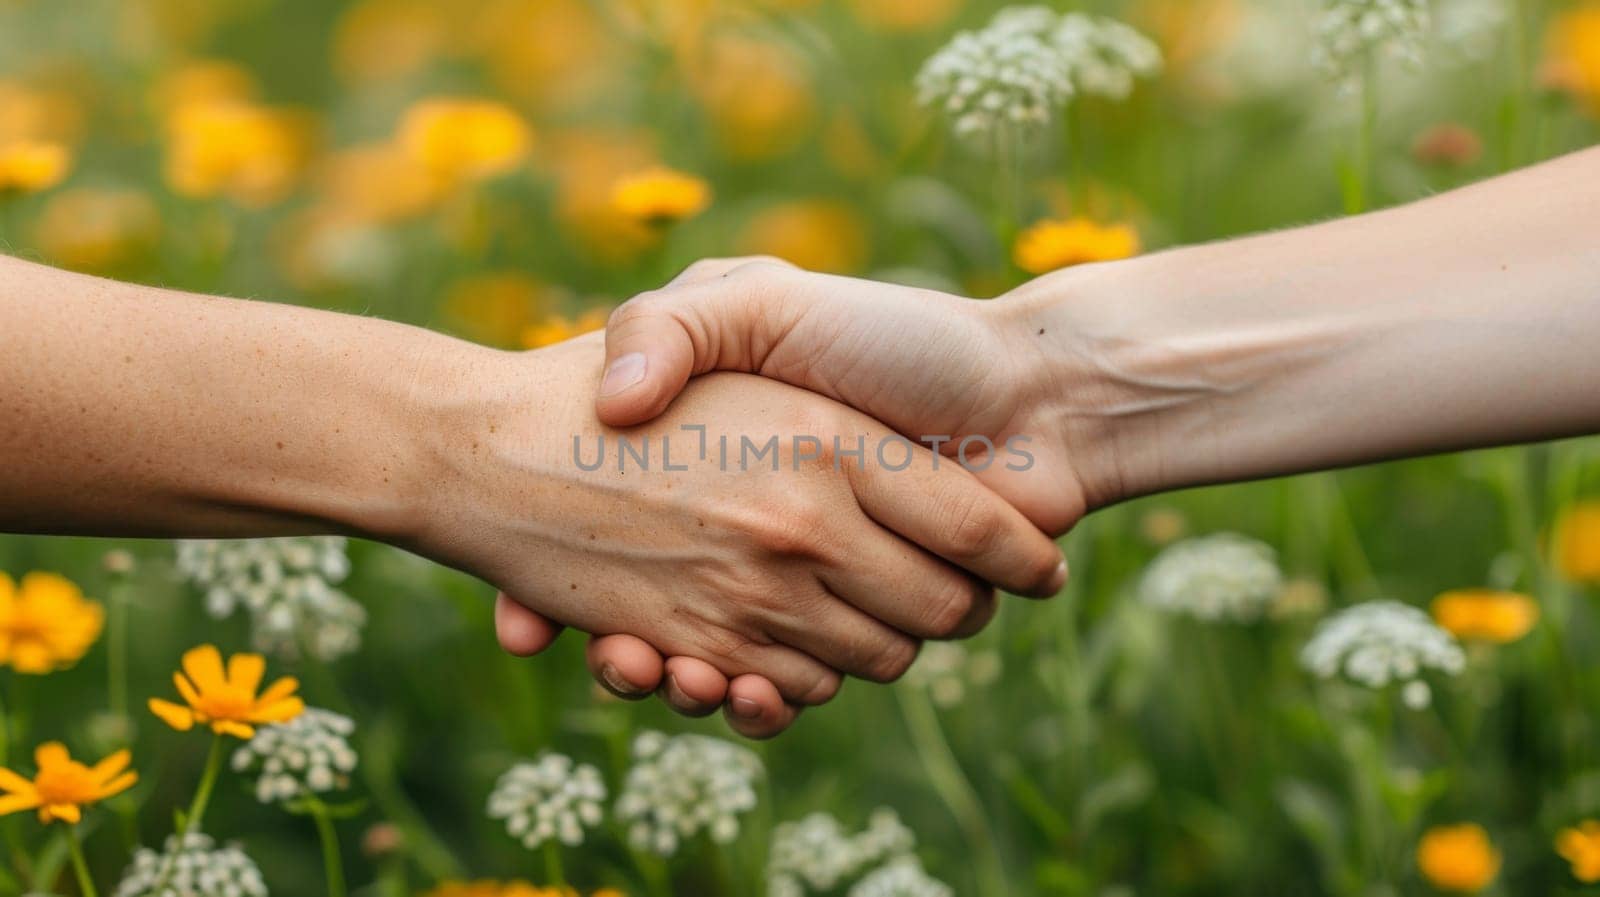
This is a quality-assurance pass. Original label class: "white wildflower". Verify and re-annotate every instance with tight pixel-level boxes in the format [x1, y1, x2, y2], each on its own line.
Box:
[231, 707, 358, 805]
[1312, 0, 1432, 82]
[848, 856, 954, 897]
[769, 808, 918, 895]
[1138, 533, 1284, 622]
[614, 730, 762, 856]
[902, 643, 1002, 708]
[1401, 678, 1433, 709]
[1300, 600, 1465, 690]
[114, 832, 268, 897]
[915, 10, 1075, 139]
[1052, 13, 1163, 100]
[175, 537, 365, 661]
[487, 753, 608, 850]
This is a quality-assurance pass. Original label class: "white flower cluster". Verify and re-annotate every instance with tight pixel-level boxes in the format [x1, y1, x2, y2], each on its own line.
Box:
[114, 833, 268, 897]
[916, 5, 1160, 139]
[848, 856, 955, 897]
[175, 537, 366, 661]
[614, 730, 762, 856]
[1300, 600, 1465, 692]
[902, 643, 1001, 708]
[487, 753, 607, 849]
[1052, 12, 1163, 100]
[1312, 0, 1432, 82]
[768, 808, 918, 897]
[231, 707, 358, 804]
[1138, 533, 1285, 622]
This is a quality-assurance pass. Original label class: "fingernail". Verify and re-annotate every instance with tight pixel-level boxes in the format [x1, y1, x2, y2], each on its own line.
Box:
[1047, 559, 1069, 592]
[663, 673, 694, 710]
[599, 352, 647, 397]
[599, 664, 638, 697]
[730, 697, 762, 719]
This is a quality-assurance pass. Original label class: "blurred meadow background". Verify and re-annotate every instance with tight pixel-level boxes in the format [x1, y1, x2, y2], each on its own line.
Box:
[3, 0, 1600, 895]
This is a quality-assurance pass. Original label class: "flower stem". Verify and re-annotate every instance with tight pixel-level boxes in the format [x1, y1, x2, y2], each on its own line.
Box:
[1344, 57, 1379, 215]
[152, 734, 225, 893]
[308, 797, 347, 897]
[542, 841, 565, 889]
[67, 826, 97, 897]
[895, 686, 1007, 896]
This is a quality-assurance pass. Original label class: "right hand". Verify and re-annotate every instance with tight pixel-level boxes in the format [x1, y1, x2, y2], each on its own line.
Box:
[421, 333, 1066, 733]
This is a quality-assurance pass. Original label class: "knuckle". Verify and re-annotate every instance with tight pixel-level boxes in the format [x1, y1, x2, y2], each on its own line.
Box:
[863, 637, 920, 684]
[800, 668, 842, 705]
[941, 491, 1002, 560]
[922, 577, 979, 637]
[743, 500, 833, 559]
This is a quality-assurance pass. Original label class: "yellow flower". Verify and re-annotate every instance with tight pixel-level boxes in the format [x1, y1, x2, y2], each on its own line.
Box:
[1552, 500, 1600, 582]
[846, 0, 963, 32]
[1430, 589, 1539, 643]
[471, 0, 616, 111]
[521, 309, 610, 349]
[1417, 824, 1500, 893]
[738, 200, 869, 274]
[1558, 820, 1600, 882]
[0, 140, 70, 194]
[610, 167, 711, 227]
[1013, 218, 1141, 274]
[150, 60, 258, 120]
[34, 188, 161, 272]
[398, 98, 532, 188]
[315, 142, 443, 224]
[0, 742, 137, 825]
[443, 273, 554, 347]
[539, 127, 661, 260]
[333, 0, 447, 84]
[148, 644, 304, 739]
[0, 82, 84, 147]
[1543, 5, 1600, 114]
[164, 101, 311, 207]
[0, 572, 104, 674]
[686, 34, 816, 161]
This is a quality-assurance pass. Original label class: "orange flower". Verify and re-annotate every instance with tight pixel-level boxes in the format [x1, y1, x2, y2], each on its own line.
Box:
[1552, 500, 1600, 582]
[738, 200, 869, 274]
[1430, 589, 1539, 643]
[521, 309, 610, 349]
[149, 645, 304, 739]
[610, 167, 711, 227]
[0, 742, 137, 825]
[1558, 820, 1600, 882]
[1014, 218, 1141, 274]
[1417, 824, 1500, 893]
[0, 572, 104, 674]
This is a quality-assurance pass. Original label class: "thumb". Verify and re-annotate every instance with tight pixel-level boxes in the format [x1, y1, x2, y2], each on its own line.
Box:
[595, 257, 797, 427]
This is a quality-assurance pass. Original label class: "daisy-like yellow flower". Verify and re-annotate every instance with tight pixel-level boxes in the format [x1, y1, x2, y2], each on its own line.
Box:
[148, 645, 304, 739]
[1558, 820, 1600, 882]
[398, 97, 532, 188]
[0, 742, 137, 825]
[1430, 589, 1539, 644]
[1013, 218, 1141, 274]
[0, 140, 70, 194]
[1542, 5, 1600, 115]
[163, 101, 310, 207]
[1417, 824, 1500, 893]
[1552, 500, 1600, 582]
[520, 308, 610, 349]
[0, 572, 104, 674]
[609, 167, 711, 228]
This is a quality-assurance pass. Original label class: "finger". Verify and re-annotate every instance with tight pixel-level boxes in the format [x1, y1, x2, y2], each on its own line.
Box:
[596, 258, 801, 427]
[817, 523, 1000, 640]
[585, 634, 665, 700]
[723, 675, 802, 740]
[657, 656, 730, 717]
[494, 592, 564, 656]
[701, 639, 842, 707]
[667, 255, 796, 287]
[846, 451, 1069, 599]
[757, 584, 923, 684]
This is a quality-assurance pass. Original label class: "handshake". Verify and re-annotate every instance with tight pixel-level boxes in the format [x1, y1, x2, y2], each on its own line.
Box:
[452, 256, 1104, 739]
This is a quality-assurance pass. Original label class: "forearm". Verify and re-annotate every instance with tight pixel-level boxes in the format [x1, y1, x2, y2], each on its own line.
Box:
[999, 147, 1600, 506]
[0, 255, 481, 540]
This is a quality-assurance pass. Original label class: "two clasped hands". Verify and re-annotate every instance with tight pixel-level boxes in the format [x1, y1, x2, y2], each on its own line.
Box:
[4, 149, 1595, 739]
